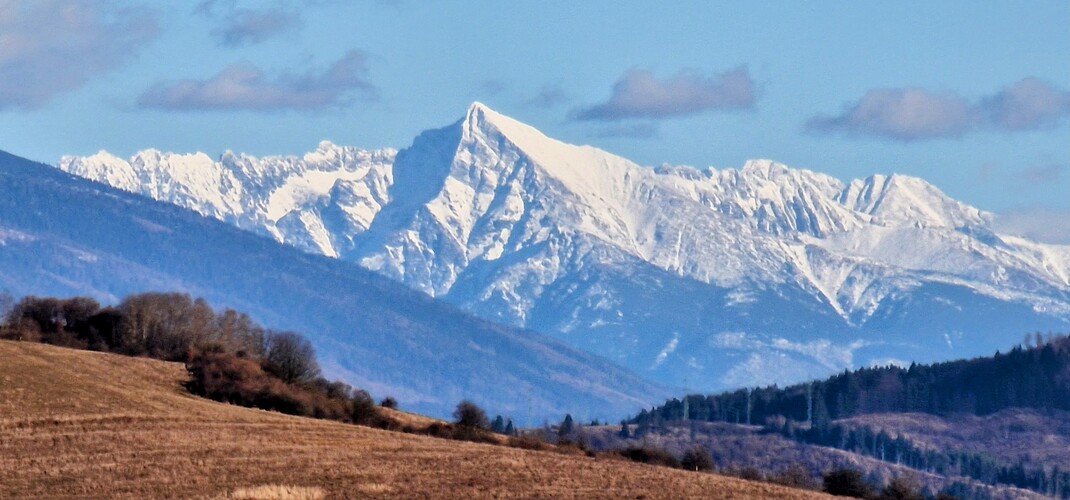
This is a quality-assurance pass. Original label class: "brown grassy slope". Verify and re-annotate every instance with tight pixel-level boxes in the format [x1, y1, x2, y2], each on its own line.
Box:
[0, 341, 830, 499]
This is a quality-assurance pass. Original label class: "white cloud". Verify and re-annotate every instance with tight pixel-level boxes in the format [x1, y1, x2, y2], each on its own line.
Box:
[572, 66, 757, 121]
[806, 88, 977, 141]
[1018, 162, 1069, 185]
[137, 50, 376, 111]
[0, 0, 158, 110]
[981, 78, 1070, 130]
[194, 0, 307, 48]
[807, 78, 1070, 141]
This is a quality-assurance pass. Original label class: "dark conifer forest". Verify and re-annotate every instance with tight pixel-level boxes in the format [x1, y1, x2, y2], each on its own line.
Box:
[643, 334, 1070, 426]
[635, 334, 1070, 497]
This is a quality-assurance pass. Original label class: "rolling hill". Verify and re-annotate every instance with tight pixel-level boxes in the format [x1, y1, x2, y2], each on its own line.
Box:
[0, 340, 827, 499]
[634, 336, 1070, 498]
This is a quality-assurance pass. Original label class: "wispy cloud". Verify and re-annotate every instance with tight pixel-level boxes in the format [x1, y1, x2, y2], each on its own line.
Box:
[0, 0, 158, 110]
[572, 66, 757, 121]
[195, 0, 301, 47]
[981, 78, 1070, 130]
[1019, 162, 1069, 185]
[807, 78, 1070, 141]
[806, 88, 977, 141]
[994, 206, 1070, 245]
[523, 84, 569, 108]
[587, 123, 658, 139]
[137, 50, 376, 111]
[479, 79, 507, 96]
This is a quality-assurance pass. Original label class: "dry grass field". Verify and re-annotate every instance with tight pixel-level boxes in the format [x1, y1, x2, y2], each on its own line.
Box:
[0, 341, 830, 499]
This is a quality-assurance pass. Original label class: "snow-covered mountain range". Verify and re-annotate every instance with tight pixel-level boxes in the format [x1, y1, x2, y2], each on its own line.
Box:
[59, 103, 1070, 390]
[0, 149, 668, 420]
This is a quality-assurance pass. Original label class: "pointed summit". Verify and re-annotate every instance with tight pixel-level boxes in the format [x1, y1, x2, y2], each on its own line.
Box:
[460, 101, 555, 151]
[52, 104, 1070, 397]
[466, 100, 491, 115]
[452, 101, 643, 200]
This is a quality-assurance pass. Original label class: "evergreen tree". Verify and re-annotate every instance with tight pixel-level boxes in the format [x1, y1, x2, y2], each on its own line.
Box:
[491, 415, 506, 434]
[558, 413, 575, 442]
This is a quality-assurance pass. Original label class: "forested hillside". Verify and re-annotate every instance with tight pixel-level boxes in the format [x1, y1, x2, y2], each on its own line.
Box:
[644, 334, 1070, 426]
[633, 335, 1070, 498]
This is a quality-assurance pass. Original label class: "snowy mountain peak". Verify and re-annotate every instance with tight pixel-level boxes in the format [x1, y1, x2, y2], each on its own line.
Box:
[740, 158, 793, 178]
[463, 101, 526, 137]
[841, 172, 988, 229]
[54, 104, 1070, 392]
[459, 101, 594, 167]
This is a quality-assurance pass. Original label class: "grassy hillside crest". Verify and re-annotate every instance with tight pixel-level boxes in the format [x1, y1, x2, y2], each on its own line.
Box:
[0, 340, 829, 499]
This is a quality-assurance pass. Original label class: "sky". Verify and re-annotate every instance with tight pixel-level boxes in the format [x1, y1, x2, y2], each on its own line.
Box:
[1, 1, 1068, 241]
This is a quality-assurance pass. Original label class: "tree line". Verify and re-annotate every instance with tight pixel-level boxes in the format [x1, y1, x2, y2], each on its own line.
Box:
[641, 333, 1070, 429]
[0, 292, 389, 426]
[0, 292, 538, 448]
[633, 334, 1070, 498]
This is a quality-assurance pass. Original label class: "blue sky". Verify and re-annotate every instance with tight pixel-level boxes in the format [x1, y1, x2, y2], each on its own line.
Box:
[1, 1, 1068, 239]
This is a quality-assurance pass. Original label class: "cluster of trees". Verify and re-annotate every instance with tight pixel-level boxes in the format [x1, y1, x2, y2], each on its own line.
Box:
[0, 293, 386, 427]
[491, 414, 517, 435]
[0, 292, 557, 451]
[185, 343, 383, 426]
[2, 293, 270, 362]
[821, 469, 953, 500]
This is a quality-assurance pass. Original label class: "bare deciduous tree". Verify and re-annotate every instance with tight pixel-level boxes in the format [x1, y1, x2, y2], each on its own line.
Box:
[453, 400, 490, 429]
[263, 331, 321, 385]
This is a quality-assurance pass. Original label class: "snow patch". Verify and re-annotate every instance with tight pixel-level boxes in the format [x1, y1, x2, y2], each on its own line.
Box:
[651, 333, 679, 369]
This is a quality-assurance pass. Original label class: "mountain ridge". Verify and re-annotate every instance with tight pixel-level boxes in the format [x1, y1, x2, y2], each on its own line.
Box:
[57, 103, 1070, 390]
[0, 148, 671, 419]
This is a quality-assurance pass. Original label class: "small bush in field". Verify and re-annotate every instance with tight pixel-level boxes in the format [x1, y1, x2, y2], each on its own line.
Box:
[879, 475, 924, 500]
[507, 435, 553, 451]
[453, 400, 490, 429]
[617, 446, 680, 468]
[681, 446, 714, 472]
[734, 466, 764, 482]
[379, 397, 398, 409]
[771, 464, 819, 490]
[352, 391, 386, 426]
[823, 468, 873, 498]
